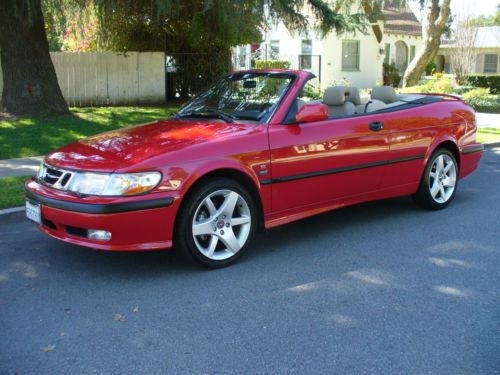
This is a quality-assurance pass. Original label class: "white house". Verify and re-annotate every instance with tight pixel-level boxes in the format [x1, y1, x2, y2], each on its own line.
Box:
[234, 3, 423, 89]
[436, 26, 500, 74]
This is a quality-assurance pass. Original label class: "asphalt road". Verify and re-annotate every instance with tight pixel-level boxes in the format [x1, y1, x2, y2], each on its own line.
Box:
[1, 148, 499, 375]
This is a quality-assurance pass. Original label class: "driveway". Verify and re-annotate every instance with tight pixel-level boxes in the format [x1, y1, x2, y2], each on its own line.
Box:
[1, 148, 499, 374]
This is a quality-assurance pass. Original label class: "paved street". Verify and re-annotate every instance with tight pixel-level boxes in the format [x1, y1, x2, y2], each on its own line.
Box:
[1, 148, 499, 375]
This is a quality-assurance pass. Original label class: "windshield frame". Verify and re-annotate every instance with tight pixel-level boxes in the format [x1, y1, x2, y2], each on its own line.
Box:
[176, 71, 298, 124]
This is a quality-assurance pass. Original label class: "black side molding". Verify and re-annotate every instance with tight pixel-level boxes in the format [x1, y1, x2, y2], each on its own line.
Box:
[261, 154, 425, 185]
[462, 144, 484, 154]
[25, 188, 174, 214]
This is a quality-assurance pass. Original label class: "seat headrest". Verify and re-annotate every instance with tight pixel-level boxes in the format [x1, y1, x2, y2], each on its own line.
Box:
[371, 86, 398, 104]
[344, 87, 361, 105]
[323, 87, 347, 106]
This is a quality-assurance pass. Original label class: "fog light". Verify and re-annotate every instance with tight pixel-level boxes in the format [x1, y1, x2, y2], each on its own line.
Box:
[87, 229, 112, 241]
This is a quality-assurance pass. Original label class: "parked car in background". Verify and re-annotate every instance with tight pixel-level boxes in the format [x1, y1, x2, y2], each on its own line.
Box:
[25, 69, 484, 267]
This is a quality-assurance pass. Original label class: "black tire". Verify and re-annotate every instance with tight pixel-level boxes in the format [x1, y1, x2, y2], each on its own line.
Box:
[175, 177, 257, 268]
[412, 148, 458, 210]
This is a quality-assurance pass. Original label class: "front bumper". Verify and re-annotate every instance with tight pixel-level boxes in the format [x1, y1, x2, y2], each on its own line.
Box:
[25, 178, 180, 251]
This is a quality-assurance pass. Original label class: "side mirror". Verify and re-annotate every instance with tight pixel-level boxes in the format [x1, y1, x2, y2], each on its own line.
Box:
[295, 103, 329, 123]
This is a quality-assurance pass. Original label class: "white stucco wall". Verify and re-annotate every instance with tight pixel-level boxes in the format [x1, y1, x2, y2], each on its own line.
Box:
[382, 33, 423, 68]
[437, 47, 500, 74]
[238, 18, 423, 90]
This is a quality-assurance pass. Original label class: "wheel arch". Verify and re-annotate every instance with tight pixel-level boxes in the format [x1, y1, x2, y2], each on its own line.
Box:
[174, 167, 266, 242]
[419, 138, 460, 182]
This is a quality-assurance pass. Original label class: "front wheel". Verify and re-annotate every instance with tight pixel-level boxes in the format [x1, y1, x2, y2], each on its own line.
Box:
[175, 178, 257, 268]
[412, 148, 458, 210]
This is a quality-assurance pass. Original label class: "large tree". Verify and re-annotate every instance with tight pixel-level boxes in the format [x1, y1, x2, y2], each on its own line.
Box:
[0, 0, 69, 115]
[402, 0, 452, 87]
[1, 0, 373, 116]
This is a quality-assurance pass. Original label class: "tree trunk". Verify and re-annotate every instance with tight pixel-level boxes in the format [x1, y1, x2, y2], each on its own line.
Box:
[402, 0, 451, 87]
[0, 0, 68, 115]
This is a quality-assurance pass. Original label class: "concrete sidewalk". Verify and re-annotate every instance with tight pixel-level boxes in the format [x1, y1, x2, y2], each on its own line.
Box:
[476, 112, 500, 129]
[0, 156, 42, 178]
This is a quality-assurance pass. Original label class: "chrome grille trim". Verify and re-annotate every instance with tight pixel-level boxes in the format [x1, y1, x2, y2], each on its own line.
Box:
[39, 164, 75, 191]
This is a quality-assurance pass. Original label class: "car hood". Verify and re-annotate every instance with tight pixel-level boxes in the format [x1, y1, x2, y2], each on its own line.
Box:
[45, 119, 258, 172]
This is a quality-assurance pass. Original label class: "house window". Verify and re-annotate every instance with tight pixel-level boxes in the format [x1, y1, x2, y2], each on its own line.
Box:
[342, 40, 360, 71]
[270, 40, 280, 58]
[300, 39, 313, 69]
[484, 54, 498, 73]
[238, 46, 247, 68]
[410, 45, 416, 62]
[384, 43, 391, 64]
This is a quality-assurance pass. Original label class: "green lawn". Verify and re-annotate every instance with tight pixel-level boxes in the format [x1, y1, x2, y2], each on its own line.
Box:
[0, 106, 178, 159]
[477, 128, 500, 144]
[0, 175, 31, 210]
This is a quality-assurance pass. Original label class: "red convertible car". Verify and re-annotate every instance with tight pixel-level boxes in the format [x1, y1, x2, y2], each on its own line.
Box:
[25, 69, 483, 267]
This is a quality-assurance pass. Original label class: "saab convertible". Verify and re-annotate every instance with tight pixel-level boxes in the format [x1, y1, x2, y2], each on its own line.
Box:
[25, 69, 484, 267]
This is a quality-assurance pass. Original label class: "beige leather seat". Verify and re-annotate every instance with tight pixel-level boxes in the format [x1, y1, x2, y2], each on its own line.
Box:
[323, 87, 356, 117]
[363, 86, 399, 113]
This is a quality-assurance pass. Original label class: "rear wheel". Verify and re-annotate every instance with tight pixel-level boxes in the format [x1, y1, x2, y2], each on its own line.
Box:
[413, 148, 458, 210]
[175, 178, 257, 268]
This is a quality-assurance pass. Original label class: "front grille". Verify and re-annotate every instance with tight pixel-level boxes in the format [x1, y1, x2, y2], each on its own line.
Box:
[39, 164, 74, 190]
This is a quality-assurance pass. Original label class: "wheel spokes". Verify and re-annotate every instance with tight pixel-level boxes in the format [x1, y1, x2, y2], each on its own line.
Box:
[203, 196, 217, 216]
[219, 191, 239, 217]
[436, 155, 444, 174]
[231, 216, 250, 226]
[193, 220, 215, 236]
[206, 236, 218, 257]
[430, 179, 440, 198]
[220, 230, 241, 253]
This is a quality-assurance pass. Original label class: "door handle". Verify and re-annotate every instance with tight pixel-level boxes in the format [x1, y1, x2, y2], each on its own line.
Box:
[369, 121, 384, 131]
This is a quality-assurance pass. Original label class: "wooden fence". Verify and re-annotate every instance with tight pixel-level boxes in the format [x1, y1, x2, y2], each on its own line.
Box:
[0, 52, 166, 106]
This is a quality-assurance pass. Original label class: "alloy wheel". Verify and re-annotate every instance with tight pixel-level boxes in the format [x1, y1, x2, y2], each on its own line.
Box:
[192, 189, 252, 260]
[428, 154, 457, 204]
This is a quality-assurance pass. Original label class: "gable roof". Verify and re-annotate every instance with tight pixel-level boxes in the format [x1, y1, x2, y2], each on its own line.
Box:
[382, 4, 422, 37]
[441, 26, 500, 49]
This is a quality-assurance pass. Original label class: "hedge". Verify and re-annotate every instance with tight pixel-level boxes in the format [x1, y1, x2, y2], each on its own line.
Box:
[254, 60, 291, 70]
[467, 74, 500, 94]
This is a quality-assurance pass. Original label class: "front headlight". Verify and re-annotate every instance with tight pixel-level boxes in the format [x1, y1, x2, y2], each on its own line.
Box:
[68, 172, 162, 196]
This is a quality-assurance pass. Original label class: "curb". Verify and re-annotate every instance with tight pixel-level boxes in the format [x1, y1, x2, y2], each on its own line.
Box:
[483, 141, 500, 149]
[0, 206, 24, 216]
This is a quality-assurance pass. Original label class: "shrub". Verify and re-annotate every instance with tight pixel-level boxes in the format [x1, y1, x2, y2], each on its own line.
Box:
[463, 87, 491, 101]
[426, 61, 438, 75]
[301, 81, 323, 100]
[383, 63, 401, 87]
[467, 74, 500, 94]
[398, 74, 454, 94]
[462, 88, 500, 113]
[255, 60, 291, 70]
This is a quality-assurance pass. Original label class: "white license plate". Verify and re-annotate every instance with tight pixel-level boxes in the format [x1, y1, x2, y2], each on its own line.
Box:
[25, 200, 41, 224]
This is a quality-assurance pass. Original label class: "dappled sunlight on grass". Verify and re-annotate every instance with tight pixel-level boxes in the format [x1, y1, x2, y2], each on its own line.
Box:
[0, 105, 178, 159]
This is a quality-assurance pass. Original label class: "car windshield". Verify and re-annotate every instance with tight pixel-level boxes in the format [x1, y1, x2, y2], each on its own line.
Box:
[176, 72, 294, 123]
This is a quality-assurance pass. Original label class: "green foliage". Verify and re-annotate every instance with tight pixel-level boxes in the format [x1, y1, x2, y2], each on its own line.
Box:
[463, 88, 500, 113]
[0, 106, 178, 159]
[383, 63, 401, 87]
[254, 60, 291, 69]
[425, 61, 438, 76]
[467, 74, 500, 94]
[0, 175, 31, 210]
[398, 73, 454, 94]
[42, 1, 372, 53]
[301, 80, 323, 100]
